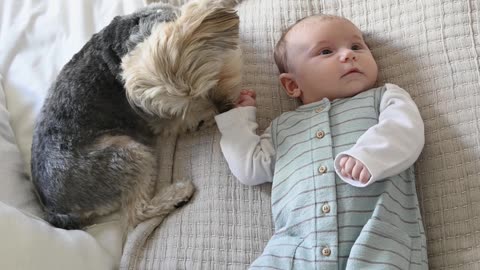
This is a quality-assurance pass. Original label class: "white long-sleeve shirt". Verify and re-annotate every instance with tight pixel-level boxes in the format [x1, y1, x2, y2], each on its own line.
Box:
[215, 83, 424, 187]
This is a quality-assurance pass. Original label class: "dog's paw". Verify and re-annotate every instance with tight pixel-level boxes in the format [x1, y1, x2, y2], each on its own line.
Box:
[151, 180, 195, 209]
[171, 180, 195, 208]
[174, 200, 189, 208]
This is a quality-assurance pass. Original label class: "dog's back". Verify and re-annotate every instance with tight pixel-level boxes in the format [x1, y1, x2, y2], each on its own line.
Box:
[31, 5, 178, 229]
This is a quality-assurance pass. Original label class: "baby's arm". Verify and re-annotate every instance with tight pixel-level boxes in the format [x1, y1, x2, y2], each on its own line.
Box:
[215, 90, 275, 185]
[334, 84, 425, 187]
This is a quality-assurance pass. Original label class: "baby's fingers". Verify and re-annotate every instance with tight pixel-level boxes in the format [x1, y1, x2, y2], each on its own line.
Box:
[351, 161, 364, 180]
[340, 168, 351, 179]
[343, 157, 356, 174]
[359, 167, 371, 184]
[241, 89, 256, 98]
[339, 156, 348, 168]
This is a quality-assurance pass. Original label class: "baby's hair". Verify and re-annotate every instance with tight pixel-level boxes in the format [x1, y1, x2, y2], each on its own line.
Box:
[273, 14, 352, 74]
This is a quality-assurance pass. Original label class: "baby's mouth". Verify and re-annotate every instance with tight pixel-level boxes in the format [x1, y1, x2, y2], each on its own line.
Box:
[342, 68, 362, 77]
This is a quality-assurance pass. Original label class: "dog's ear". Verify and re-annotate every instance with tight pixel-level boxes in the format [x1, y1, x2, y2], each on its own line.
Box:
[122, 1, 241, 119]
[167, 1, 240, 98]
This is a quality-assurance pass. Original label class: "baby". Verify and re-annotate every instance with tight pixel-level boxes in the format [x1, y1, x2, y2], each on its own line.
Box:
[216, 15, 428, 269]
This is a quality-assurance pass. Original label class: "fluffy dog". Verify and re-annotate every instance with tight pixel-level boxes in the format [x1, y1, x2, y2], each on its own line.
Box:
[31, 0, 242, 230]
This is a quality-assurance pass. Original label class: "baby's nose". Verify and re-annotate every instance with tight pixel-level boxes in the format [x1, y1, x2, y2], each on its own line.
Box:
[340, 49, 356, 62]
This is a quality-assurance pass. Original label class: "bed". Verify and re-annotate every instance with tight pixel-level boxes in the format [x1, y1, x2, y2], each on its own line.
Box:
[1, 0, 479, 269]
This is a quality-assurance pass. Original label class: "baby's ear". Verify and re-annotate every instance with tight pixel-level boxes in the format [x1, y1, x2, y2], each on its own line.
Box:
[279, 73, 301, 98]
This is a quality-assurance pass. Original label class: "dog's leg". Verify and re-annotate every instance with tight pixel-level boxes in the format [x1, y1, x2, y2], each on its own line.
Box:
[73, 134, 194, 227]
[86, 135, 159, 227]
[130, 180, 195, 226]
[32, 134, 159, 229]
[124, 135, 195, 226]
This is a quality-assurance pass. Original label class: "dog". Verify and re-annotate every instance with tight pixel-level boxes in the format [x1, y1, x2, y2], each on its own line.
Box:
[30, 0, 242, 230]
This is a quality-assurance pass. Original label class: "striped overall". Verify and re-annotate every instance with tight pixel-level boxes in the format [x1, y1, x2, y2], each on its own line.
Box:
[249, 87, 428, 270]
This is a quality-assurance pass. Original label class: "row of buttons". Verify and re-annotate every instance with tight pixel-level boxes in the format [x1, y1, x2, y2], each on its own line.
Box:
[320, 163, 331, 255]
[316, 106, 327, 196]
[315, 105, 332, 258]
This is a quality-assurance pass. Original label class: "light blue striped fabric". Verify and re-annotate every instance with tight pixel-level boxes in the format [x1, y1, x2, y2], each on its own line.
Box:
[249, 87, 428, 270]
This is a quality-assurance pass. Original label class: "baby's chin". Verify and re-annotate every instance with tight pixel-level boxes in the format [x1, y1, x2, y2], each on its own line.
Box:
[341, 81, 376, 98]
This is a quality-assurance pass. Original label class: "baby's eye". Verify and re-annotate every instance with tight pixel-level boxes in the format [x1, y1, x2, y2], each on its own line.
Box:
[319, 49, 333, 55]
[351, 44, 362, 50]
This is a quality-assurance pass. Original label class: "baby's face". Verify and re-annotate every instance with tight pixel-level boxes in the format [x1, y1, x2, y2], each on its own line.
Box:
[285, 18, 378, 103]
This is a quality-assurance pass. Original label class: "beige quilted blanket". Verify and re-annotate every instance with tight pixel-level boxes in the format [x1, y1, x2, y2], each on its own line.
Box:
[121, 0, 480, 269]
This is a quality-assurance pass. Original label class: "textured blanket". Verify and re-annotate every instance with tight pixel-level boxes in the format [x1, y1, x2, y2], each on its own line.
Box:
[121, 0, 480, 269]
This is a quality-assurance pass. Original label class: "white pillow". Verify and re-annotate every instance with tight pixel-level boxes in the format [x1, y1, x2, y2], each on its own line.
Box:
[0, 202, 121, 270]
[0, 74, 42, 216]
[0, 73, 126, 270]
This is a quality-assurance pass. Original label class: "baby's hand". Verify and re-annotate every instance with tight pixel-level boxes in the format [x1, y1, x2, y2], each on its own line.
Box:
[235, 89, 256, 107]
[338, 155, 371, 184]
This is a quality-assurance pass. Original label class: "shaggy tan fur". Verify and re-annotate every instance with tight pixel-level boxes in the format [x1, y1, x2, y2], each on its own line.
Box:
[122, 0, 242, 136]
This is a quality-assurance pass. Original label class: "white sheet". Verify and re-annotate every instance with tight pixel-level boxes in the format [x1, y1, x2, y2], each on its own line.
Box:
[0, 0, 146, 269]
[0, 202, 121, 270]
[0, 0, 145, 171]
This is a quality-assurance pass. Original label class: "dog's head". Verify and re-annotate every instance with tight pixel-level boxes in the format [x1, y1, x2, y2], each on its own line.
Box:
[121, 0, 242, 135]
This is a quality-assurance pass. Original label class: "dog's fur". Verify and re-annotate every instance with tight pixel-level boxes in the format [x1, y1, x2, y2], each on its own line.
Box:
[31, 0, 241, 230]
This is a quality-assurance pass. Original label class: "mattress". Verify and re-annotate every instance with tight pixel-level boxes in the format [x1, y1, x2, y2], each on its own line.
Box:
[1, 0, 479, 269]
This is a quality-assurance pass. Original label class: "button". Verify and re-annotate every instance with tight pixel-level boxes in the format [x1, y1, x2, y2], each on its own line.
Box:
[315, 107, 324, 113]
[318, 166, 327, 174]
[322, 247, 331, 256]
[322, 203, 331, 213]
[316, 130, 325, 139]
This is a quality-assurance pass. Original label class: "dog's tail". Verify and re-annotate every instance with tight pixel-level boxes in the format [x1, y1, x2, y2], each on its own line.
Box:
[122, 0, 242, 119]
[45, 211, 83, 230]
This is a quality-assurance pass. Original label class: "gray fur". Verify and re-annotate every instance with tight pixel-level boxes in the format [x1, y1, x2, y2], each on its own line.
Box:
[31, 4, 184, 229]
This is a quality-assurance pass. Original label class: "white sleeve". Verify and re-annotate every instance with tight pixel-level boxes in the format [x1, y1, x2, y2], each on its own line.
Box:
[334, 84, 425, 187]
[215, 106, 275, 186]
